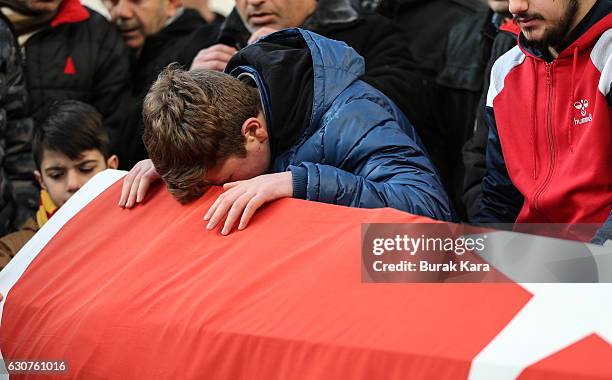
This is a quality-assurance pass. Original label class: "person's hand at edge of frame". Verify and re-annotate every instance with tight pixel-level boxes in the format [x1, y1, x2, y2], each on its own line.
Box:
[248, 27, 279, 45]
[190, 44, 238, 72]
[203, 171, 293, 235]
[118, 159, 161, 208]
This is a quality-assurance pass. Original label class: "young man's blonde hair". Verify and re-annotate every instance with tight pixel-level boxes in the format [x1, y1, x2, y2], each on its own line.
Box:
[143, 65, 261, 203]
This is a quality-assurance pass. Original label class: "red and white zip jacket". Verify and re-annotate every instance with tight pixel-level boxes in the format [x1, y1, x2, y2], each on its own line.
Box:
[476, 7, 611, 230]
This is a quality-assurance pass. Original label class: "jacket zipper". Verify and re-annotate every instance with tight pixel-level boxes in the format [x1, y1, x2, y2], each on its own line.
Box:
[533, 62, 556, 217]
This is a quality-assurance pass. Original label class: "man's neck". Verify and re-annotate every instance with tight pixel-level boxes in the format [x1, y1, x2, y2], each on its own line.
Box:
[551, 0, 598, 52]
[570, 0, 598, 32]
[198, 3, 216, 23]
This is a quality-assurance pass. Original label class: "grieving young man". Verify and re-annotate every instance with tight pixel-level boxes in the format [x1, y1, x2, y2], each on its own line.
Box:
[120, 30, 453, 234]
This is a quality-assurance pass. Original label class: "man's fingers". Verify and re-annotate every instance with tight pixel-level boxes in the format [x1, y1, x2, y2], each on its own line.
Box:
[190, 45, 237, 71]
[223, 180, 244, 190]
[205, 187, 246, 231]
[119, 174, 133, 207]
[204, 185, 241, 221]
[204, 189, 236, 228]
[206, 197, 233, 231]
[135, 167, 159, 203]
[125, 172, 143, 209]
[248, 27, 278, 45]
[194, 51, 234, 65]
[192, 45, 235, 62]
[136, 176, 151, 204]
[119, 167, 140, 207]
[206, 44, 238, 55]
[191, 59, 229, 72]
[248, 34, 259, 45]
[239, 196, 266, 230]
[222, 194, 251, 235]
[209, 60, 229, 72]
[203, 191, 225, 221]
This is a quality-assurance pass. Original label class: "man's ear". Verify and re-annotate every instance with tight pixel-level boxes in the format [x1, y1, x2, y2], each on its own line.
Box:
[106, 155, 119, 170]
[166, 0, 182, 18]
[241, 116, 268, 143]
[34, 170, 46, 191]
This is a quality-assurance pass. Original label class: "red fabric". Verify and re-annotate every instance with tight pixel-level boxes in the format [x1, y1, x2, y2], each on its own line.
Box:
[0, 182, 532, 379]
[63, 56, 76, 75]
[519, 334, 612, 379]
[50, 0, 90, 28]
[500, 21, 520, 36]
[494, 14, 612, 226]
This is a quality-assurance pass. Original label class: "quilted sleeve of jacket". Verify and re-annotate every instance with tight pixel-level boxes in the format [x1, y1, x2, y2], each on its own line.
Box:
[326, 14, 436, 139]
[0, 16, 36, 234]
[289, 97, 454, 222]
[91, 16, 131, 155]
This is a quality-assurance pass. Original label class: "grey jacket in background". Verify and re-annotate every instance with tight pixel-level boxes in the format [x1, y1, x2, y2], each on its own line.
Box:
[0, 12, 35, 234]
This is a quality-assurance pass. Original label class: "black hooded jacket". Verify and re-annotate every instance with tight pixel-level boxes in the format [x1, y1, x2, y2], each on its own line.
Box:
[227, 32, 313, 158]
[224, 29, 453, 220]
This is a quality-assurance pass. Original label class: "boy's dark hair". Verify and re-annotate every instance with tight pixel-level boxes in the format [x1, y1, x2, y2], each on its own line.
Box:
[33, 100, 110, 169]
[143, 65, 261, 204]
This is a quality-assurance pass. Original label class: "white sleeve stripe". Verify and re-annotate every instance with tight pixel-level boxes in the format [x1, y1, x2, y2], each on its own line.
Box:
[591, 29, 612, 97]
[487, 46, 526, 107]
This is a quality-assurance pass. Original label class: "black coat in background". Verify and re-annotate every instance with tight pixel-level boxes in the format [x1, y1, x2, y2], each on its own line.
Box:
[462, 26, 518, 221]
[131, 9, 214, 96]
[178, 0, 436, 151]
[0, 12, 35, 233]
[371, 0, 486, 77]
[22, 1, 131, 155]
[433, 10, 500, 219]
[361, 0, 487, 213]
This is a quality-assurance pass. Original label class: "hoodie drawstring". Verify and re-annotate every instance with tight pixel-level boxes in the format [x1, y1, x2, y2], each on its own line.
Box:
[531, 59, 539, 179]
[568, 46, 579, 153]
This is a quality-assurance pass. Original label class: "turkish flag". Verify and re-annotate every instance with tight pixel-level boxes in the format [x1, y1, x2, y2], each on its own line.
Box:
[0, 171, 610, 379]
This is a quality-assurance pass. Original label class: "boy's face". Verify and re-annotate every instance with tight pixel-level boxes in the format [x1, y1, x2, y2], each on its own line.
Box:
[205, 113, 271, 185]
[205, 152, 269, 185]
[35, 149, 119, 207]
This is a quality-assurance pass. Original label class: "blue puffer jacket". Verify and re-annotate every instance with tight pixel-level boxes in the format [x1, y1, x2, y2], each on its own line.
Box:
[227, 29, 453, 221]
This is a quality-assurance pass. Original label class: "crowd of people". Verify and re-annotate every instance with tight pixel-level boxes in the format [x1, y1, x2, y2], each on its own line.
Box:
[0, 0, 610, 267]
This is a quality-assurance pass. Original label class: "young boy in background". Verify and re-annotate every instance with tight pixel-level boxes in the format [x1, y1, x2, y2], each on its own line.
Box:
[0, 100, 119, 269]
